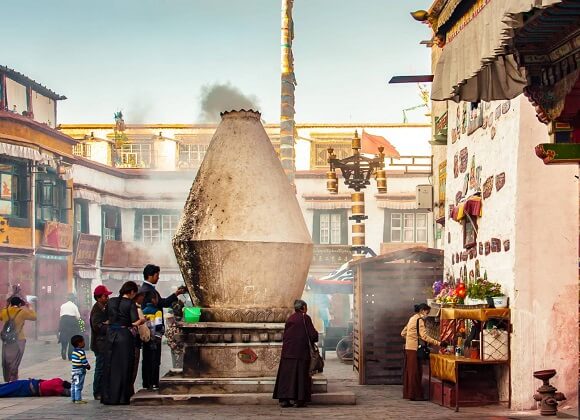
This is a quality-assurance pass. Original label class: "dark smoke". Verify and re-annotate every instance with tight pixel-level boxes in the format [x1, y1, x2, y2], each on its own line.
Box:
[198, 82, 259, 122]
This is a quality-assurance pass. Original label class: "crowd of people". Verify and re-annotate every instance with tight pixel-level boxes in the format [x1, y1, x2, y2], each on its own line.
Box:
[0, 270, 326, 408]
[0, 264, 186, 405]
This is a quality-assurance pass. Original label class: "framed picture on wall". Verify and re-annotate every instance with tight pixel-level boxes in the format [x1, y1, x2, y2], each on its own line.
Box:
[463, 217, 477, 249]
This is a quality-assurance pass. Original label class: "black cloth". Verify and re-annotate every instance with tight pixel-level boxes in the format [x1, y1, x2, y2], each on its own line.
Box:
[141, 338, 161, 389]
[273, 358, 312, 402]
[139, 282, 178, 319]
[100, 297, 138, 405]
[90, 302, 108, 354]
[280, 312, 318, 360]
[273, 312, 319, 403]
[58, 315, 81, 360]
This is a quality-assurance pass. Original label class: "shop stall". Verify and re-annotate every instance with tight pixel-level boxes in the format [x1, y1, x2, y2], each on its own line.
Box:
[428, 306, 511, 412]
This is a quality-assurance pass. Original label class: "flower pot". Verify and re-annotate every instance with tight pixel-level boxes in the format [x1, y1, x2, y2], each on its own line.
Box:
[465, 297, 487, 306]
[492, 296, 508, 308]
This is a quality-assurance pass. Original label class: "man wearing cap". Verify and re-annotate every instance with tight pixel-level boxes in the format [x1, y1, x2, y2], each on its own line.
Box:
[89, 285, 112, 400]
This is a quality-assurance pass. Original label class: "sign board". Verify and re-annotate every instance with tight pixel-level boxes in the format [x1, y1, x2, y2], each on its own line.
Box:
[42, 221, 73, 250]
[102, 240, 176, 268]
[312, 245, 351, 267]
[74, 234, 101, 266]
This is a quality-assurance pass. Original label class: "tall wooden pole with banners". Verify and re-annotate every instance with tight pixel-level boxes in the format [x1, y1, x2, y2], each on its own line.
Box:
[280, 0, 296, 185]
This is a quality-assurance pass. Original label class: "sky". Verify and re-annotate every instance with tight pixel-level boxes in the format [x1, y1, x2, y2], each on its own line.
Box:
[1, 0, 433, 124]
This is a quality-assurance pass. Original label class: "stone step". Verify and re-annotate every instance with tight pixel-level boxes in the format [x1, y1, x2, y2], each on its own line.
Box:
[158, 375, 328, 395]
[131, 390, 356, 406]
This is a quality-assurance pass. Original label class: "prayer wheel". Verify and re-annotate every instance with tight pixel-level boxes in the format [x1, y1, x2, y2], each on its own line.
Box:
[351, 192, 365, 217]
[326, 171, 338, 194]
[376, 169, 387, 194]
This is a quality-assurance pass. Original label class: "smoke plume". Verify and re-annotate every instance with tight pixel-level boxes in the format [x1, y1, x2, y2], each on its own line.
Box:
[198, 82, 260, 122]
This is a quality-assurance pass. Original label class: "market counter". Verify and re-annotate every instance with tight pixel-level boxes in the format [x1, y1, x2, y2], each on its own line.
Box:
[440, 308, 510, 321]
[430, 353, 508, 383]
[429, 353, 510, 411]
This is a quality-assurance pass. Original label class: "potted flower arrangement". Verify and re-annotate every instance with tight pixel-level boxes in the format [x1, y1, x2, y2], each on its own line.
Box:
[466, 278, 506, 307]
[433, 281, 466, 306]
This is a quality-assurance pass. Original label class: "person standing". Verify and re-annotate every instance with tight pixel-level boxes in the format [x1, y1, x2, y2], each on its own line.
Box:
[101, 281, 145, 405]
[273, 299, 319, 408]
[139, 264, 186, 390]
[1, 296, 36, 382]
[401, 303, 441, 401]
[70, 335, 90, 404]
[59, 294, 81, 360]
[89, 285, 112, 400]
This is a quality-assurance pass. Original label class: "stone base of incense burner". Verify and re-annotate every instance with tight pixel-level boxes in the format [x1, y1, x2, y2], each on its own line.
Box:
[176, 322, 286, 378]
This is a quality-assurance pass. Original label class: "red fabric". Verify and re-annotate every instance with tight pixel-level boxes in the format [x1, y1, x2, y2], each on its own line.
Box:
[463, 198, 482, 217]
[361, 130, 400, 157]
[39, 378, 64, 396]
[403, 350, 423, 400]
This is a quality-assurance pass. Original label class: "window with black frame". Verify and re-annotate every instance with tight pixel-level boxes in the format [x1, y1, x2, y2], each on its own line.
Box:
[36, 176, 70, 224]
[0, 159, 29, 224]
[102, 206, 121, 242]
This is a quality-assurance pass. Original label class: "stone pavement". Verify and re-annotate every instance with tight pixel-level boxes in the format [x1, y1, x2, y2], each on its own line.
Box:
[1, 339, 577, 419]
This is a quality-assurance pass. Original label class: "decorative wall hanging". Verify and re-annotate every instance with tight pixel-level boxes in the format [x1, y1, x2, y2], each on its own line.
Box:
[478, 242, 483, 255]
[462, 265, 468, 282]
[459, 148, 468, 173]
[475, 260, 481, 278]
[489, 112, 494, 124]
[491, 126, 497, 139]
[482, 115, 488, 129]
[469, 269, 475, 282]
[450, 195, 482, 223]
[495, 172, 506, 191]
[491, 238, 501, 253]
[482, 176, 493, 199]
[452, 254, 455, 264]
[484, 102, 491, 111]
[503, 240, 510, 252]
[448, 232, 451, 244]
[453, 153, 459, 178]
[485, 241, 491, 255]
[461, 103, 468, 134]
[467, 102, 484, 135]
[461, 251, 468, 262]
[468, 158, 477, 190]
[463, 217, 478, 249]
[501, 100, 510, 114]
[456, 252, 460, 262]
[455, 191, 463, 205]
[462, 173, 470, 196]
[495, 105, 501, 120]
[451, 128, 458, 144]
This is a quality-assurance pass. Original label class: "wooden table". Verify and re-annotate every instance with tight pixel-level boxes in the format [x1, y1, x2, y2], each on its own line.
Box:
[429, 353, 510, 412]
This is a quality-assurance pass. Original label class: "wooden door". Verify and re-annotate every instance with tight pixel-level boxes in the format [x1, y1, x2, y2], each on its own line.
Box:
[36, 257, 67, 335]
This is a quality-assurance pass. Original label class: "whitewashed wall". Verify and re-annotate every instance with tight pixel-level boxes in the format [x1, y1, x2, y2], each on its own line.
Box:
[511, 98, 578, 409]
[445, 96, 579, 409]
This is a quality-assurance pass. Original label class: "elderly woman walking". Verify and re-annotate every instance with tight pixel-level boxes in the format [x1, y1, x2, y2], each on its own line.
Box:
[273, 299, 318, 408]
[401, 303, 441, 401]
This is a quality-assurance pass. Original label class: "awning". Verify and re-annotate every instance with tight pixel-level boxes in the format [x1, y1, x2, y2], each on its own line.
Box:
[376, 200, 417, 210]
[74, 268, 97, 279]
[432, 0, 562, 102]
[74, 187, 186, 210]
[0, 141, 51, 162]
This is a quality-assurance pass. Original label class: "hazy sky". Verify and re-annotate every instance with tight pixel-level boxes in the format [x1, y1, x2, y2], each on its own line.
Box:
[1, 1, 432, 124]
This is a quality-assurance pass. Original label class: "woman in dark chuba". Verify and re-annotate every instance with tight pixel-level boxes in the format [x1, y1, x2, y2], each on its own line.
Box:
[101, 281, 145, 405]
[273, 299, 318, 408]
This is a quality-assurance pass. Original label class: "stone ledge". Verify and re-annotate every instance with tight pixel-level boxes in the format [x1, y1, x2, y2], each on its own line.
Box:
[130, 391, 356, 406]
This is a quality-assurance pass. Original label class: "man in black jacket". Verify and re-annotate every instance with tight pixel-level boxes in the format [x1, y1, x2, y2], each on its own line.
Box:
[140, 264, 187, 390]
[89, 285, 112, 400]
